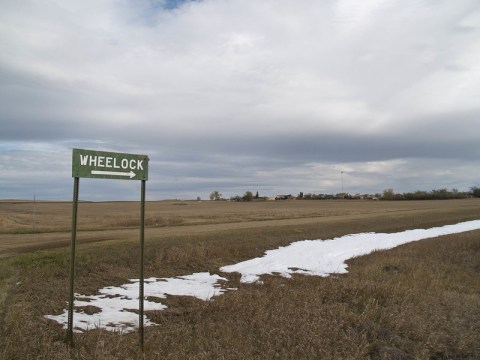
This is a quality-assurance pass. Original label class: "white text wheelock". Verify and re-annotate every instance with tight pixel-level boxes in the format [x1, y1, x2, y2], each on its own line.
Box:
[79, 154, 144, 171]
[72, 148, 149, 180]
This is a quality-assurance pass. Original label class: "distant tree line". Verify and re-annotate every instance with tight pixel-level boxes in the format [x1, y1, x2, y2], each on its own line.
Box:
[208, 186, 480, 202]
[301, 193, 337, 200]
[230, 191, 259, 202]
[210, 190, 260, 202]
[298, 192, 380, 200]
[382, 188, 475, 200]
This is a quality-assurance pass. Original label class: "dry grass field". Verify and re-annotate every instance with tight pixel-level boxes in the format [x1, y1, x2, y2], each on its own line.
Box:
[1, 198, 480, 255]
[0, 199, 479, 359]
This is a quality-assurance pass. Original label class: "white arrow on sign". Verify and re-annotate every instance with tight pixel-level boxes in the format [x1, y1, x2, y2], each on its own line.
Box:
[91, 170, 136, 178]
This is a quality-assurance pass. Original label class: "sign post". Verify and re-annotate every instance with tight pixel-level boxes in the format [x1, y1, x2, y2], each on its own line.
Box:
[139, 179, 146, 348]
[69, 148, 149, 349]
[67, 177, 79, 346]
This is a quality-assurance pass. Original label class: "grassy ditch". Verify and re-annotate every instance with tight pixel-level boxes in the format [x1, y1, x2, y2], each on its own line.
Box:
[0, 211, 479, 359]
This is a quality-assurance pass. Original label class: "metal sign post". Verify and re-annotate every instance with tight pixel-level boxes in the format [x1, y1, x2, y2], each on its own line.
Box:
[139, 179, 146, 349]
[67, 177, 79, 346]
[68, 148, 149, 349]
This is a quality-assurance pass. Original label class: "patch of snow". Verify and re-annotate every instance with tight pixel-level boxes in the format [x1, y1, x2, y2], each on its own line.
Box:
[220, 220, 480, 283]
[45, 272, 227, 333]
[45, 220, 480, 333]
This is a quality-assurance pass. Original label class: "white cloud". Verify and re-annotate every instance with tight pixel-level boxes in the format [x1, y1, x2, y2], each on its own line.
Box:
[1, 0, 480, 199]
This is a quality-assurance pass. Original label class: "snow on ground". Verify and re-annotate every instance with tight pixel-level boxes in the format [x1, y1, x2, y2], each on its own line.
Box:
[45, 220, 480, 333]
[220, 220, 480, 283]
[45, 273, 228, 333]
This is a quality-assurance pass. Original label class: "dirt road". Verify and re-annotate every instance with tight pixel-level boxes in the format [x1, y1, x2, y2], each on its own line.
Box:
[2, 203, 479, 256]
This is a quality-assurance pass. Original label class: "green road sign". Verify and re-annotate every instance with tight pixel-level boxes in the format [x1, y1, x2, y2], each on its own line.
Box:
[69, 148, 149, 348]
[72, 148, 149, 181]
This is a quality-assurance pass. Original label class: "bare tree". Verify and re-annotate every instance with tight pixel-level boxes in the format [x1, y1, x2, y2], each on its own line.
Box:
[209, 190, 222, 201]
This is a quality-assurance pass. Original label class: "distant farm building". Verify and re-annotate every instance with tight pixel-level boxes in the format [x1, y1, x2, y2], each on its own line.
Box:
[275, 194, 295, 200]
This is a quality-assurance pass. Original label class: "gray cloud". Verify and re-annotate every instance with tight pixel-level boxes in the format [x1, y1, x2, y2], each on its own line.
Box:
[1, 0, 480, 200]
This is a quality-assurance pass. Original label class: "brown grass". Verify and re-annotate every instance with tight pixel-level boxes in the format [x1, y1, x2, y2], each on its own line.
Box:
[2, 198, 479, 234]
[2, 199, 480, 256]
[0, 200, 479, 359]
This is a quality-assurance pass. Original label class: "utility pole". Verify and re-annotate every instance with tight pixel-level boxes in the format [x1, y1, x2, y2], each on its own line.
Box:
[341, 171, 344, 194]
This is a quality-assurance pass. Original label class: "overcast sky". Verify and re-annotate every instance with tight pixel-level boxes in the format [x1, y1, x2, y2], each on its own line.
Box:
[1, 0, 479, 200]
